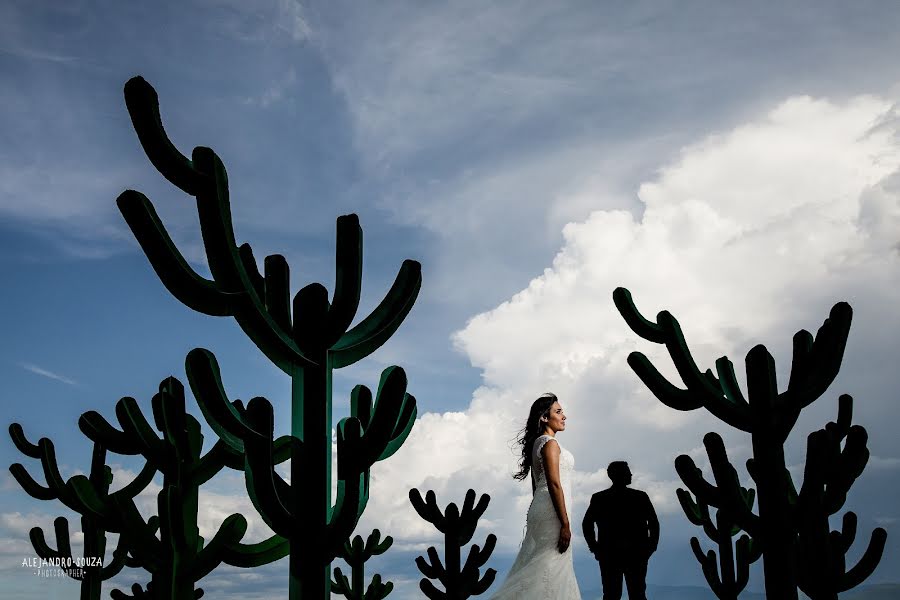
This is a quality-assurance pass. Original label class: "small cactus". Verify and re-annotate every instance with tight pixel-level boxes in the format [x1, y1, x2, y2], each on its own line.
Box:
[331, 529, 394, 600]
[409, 489, 497, 599]
[677, 458, 761, 600]
[9, 424, 151, 600]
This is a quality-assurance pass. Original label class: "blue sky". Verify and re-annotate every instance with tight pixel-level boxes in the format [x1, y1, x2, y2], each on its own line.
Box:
[3, 1, 900, 598]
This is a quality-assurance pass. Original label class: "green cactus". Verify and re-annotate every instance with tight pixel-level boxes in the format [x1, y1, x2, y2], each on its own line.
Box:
[795, 394, 887, 600]
[614, 287, 886, 598]
[410, 489, 497, 599]
[676, 444, 761, 600]
[331, 529, 394, 600]
[116, 76, 421, 599]
[9, 424, 150, 600]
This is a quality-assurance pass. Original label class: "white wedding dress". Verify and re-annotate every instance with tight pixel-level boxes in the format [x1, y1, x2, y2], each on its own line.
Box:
[489, 434, 582, 599]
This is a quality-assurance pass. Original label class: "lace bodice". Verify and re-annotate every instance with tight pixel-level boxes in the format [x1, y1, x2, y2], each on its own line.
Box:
[531, 434, 575, 491]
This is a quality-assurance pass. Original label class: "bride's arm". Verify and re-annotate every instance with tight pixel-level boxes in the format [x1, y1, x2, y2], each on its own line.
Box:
[541, 440, 571, 552]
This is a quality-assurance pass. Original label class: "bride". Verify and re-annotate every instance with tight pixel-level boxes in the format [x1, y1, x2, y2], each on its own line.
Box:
[489, 393, 582, 599]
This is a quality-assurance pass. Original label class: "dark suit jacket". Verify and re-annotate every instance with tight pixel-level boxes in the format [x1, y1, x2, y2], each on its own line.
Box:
[582, 486, 659, 560]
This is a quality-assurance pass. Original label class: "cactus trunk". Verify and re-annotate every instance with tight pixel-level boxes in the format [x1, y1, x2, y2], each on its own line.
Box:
[751, 434, 797, 599]
[291, 358, 333, 600]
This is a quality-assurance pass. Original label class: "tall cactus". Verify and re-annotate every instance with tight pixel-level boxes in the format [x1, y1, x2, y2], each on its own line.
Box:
[676, 444, 762, 600]
[331, 529, 394, 600]
[613, 287, 885, 598]
[795, 394, 887, 600]
[116, 76, 421, 599]
[409, 489, 497, 600]
[9, 425, 137, 600]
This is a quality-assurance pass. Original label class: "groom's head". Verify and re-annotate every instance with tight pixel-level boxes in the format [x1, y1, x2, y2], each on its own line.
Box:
[607, 461, 632, 486]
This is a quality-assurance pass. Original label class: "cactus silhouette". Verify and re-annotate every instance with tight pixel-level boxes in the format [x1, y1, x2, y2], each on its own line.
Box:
[70, 376, 288, 599]
[116, 75, 420, 599]
[676, 450, 761, 600]
[409, 489, 497, 599]
[9, 423, 151, 600]
[331, 529, 394, 600]
[795, 394, 887, 600]
[614, 287, 886, 598]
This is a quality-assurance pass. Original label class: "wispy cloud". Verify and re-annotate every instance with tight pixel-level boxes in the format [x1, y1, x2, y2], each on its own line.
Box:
[0, 44, 76, 64]
[18, 363, 78, 386]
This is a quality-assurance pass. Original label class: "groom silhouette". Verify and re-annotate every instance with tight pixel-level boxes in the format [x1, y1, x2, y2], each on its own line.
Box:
[582, 461, 659, 600]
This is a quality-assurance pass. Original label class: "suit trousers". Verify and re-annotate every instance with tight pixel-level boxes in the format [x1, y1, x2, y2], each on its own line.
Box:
[597, 552, 648, 600]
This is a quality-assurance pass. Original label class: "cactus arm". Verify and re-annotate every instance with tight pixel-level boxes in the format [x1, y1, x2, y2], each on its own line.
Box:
[29, 517, 72, 562]
[268, 260, 298, 353]
[409, 488, 446, 530]
[117, 191, 232, 316]
[326, 472, 369, 560]
[780, 302, 852, 413]
[626, 352, 705, 411]
[191, 514, 248, 580]
[690, 537, 724, 596]
[242, 399, 296, 536]
[365, 574, 394, 600]
[703, 433, 760, 536]
[734, 534, 759, 591]
[194, 439, 242, 485]
[187, 348, 258, 451]
[189, 149, 316, 371]
[115, 461, 157, 500]
[656, 312, 728, 404]
[351, 385, 374, 429]
[366, 530, 393, 556]
[194, 432, 291, 485]
[369, 367, 415, 461]
[331, 566, 352, 596]
[108, 497, 163, 572]
[468, 490, 490, 523]
[263, 255, 292, 332]
[339, 367, 418, 475]
[462, 533, 496, 574]
[420, 578, 449, 600]
[123, 76, 207, 195]
[331, 259, 422, 368]
[9, 423, 42, 456]
[221, 533, 289, 567]
[785, 329, 813, 400]
[834, 511, 858, 554]
[78, 410, 143, 455]
[101, 534, 130, 579]
[677, 488, 717, 540]
[9, 463, 56, 500]
[612, 287, 667, 343]
[675, 455, 724, 507]
[110, 583, 151, 600]
[123, 77, 314, 371]
[238, 243, 265, 299]
[115, 397, 165, 463]
[325, 214, 363, 346]
[839, 527, 888, 591]
[416, 547, 445, 580]
[18, 438, 68, 499]
[825, 425, 870, 514]
[675, 439, 759, 537]
[615, 289, 753, 430]
[715, 356, 748, 409]
[469, 568, 497, 596]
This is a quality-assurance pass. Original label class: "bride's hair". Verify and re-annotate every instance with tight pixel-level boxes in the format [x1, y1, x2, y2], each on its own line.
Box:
[512, 393, 558, 481]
